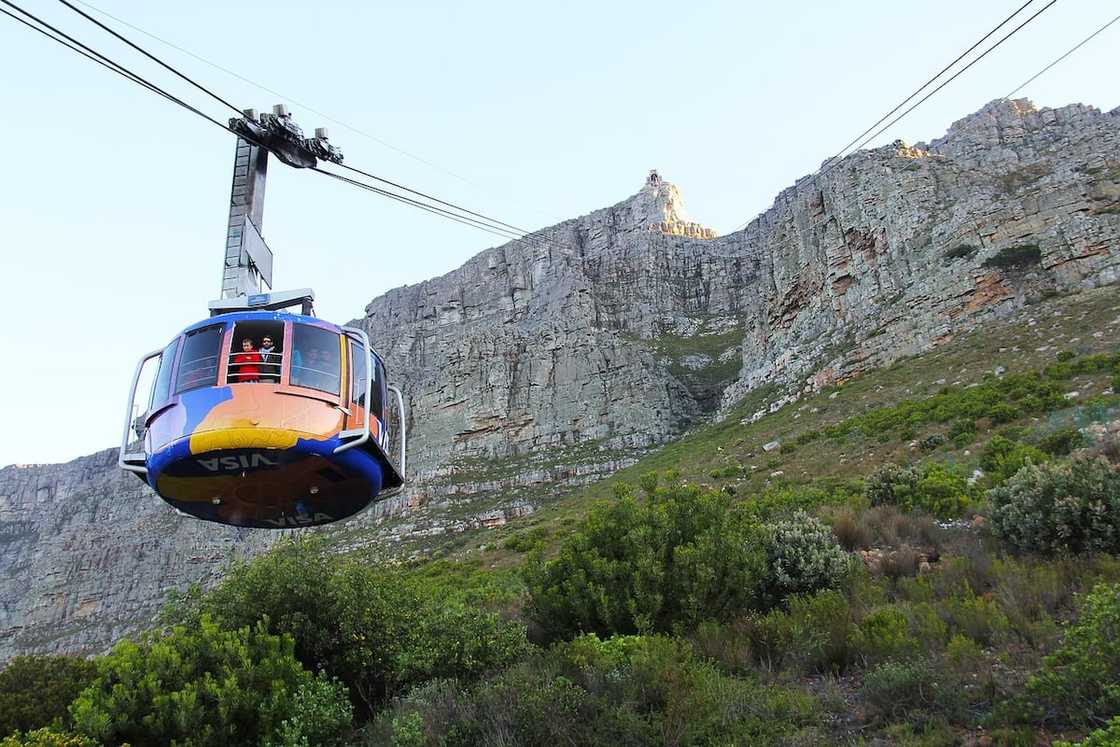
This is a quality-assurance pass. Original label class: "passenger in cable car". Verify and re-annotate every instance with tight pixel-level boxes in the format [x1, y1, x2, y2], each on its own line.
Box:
[231, 337, 262, 382]
[259, 335, 279, 383]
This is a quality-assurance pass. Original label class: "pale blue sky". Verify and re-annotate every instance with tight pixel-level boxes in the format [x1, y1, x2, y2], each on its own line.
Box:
[1, 0, 1116, 465]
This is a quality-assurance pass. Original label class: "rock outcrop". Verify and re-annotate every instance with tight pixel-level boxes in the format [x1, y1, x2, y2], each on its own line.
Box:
[2, 98, 1118, 662]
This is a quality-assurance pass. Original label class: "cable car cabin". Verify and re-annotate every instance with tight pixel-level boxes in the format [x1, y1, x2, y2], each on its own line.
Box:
[119, 311, 406, 529]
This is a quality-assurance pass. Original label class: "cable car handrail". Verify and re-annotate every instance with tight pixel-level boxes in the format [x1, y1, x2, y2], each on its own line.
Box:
[334, 326, 373, 454]
[119, 347, 164, 474]
[388, 383, 407, 481]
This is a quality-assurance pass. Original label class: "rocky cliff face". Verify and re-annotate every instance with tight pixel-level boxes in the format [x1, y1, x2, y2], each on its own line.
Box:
[2, 98, 1118, 663]
[724, 99, 1120, 409]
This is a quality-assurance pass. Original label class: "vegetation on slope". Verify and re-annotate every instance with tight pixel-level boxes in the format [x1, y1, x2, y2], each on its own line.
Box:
[3, 288, 1120, 745]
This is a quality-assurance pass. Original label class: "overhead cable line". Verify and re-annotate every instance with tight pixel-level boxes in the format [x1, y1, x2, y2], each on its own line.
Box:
[312, 168, 531, 242]
[0, 0, 231, 132]
[72, 0, 547, 217]
[1, 1, 549, 248]
[821, 0, 1036, 172]
[1006, 11, 1120, 98]
[55, 0, 549, 246]
[729, 0, 1059, 234]
[338, 163, 539, 238]
[55, 0, 244, 117]
[815, 0, 1059, 183]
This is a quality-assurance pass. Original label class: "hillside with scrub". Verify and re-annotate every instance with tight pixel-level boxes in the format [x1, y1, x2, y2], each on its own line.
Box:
[3, 286, 1120, 745]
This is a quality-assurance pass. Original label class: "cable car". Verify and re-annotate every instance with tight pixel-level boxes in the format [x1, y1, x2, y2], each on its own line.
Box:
[119, 308, 406, 528]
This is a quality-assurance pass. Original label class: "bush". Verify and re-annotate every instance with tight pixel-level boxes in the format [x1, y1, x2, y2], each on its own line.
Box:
[397, 601, 531, 685]
[825, 506, 872, 551]
[1025, 583, 1120, 727]
[374, 637, 820, 746]
[525, 483, 765, 639]
[747, 590, 857, 674]
[944, 634, 983, 673]
[199, 538, 528, 712]
[861, 660, 965, 722]
[940, 593, 1010, 646]
[920, 433, 947, 451]
[759, 511, 850, 606]
[199, 539, 421, 711]
[69, 615, 352, 747]
[949, 418, 977, 447]
[1055, 716, 1120, 746]
[865, 463, 972, 518]
[856, 606, 916, 665]
[980, 435, 1048, 484]
[0, 730, 96, 747]
[1038, 427, 1086, 456]
[988, 455, 1120, 555]
[0, 656, 96, 737]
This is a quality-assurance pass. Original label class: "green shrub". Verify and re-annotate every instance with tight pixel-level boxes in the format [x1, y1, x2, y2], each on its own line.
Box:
[200, 539, 420, 711]
[920, 433, 947, 451]
[199, 538, 527, 713]
[1038, 427, 1086, 456]
[397, 601, 531, 685]
[861, 660, 965, 722]
[69, 615, 351, 747]
[1055, 716, 1120, 746]
[525, 483, 765, 639]
[0, 656, 96, 737]
[980, 435, 1048, 484]
[1025, 583, 1120, 727]
[949, 418, 977, 447]
[0, 730, 96, 747]
[759, 511, 850, 606]
[856, 606, 917, 665]
[865, 463, 917, 507]
[503, 526, 550, 553]
[988, 455, 1120, 555]
[944, 634, 983, 673]
[747, 590, 857, 673]
[375, 637, 820, 746]
[865, 462, 971, 518]
[940, 593, 1010, 646]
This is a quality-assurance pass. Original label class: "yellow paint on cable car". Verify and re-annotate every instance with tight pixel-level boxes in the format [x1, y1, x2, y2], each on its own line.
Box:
[190, 426, 302, 453]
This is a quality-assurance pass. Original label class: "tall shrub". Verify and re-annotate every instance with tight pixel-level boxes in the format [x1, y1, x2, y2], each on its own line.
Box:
[988, 456, 1120, 555]
[69, 615, 351, 746]
[1024, 583, 1120, 727]
[0, 656, 96, 737]
[525, 483, 765, 639]
[759, 511, 850, 606]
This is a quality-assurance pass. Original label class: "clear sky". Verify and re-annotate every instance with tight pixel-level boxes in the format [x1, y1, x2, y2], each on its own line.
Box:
[1, 0, 1117, 465]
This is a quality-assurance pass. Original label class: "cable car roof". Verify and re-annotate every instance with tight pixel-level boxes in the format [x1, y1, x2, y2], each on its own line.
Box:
[179, 310, 341, 336]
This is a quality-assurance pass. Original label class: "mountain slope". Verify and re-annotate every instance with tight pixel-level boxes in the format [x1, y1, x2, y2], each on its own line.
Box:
[1, 97, 1118, 662]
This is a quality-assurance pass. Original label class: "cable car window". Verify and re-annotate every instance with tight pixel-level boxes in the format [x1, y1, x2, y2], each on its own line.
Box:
[291, 325, 341, 395]
[149, 338, 179, 409]
[372, 357, 386, 417]
[350, 339, 368, 407]
[227, 321, 283, 384]
[175, 325, 223, 393]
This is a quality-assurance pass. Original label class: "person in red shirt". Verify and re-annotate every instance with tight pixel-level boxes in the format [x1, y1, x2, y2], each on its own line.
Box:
[231, 338, 263, 383]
